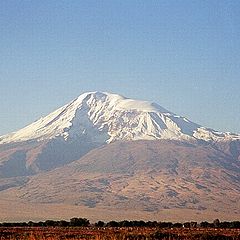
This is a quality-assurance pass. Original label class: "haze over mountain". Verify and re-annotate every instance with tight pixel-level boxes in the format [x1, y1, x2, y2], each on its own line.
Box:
[0, 92, 239, 221]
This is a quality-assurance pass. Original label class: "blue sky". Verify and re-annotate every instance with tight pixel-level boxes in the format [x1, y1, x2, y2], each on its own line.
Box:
[0, 0, 239, 135]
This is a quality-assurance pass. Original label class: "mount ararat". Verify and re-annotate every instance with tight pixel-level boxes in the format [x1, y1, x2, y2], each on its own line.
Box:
[0, 92, 239, 221]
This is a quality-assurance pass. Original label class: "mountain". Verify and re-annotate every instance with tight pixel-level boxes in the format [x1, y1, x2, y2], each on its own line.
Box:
[1, 91, 239, 144]
[0, 91, 239, 221]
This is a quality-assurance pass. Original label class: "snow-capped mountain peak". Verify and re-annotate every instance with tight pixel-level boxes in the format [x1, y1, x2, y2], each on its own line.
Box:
[0, 91, 239, 144]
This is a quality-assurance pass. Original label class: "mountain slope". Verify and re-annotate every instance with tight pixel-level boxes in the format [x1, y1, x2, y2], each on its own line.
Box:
[1, 91, 239, 175]
[0, 91, 239, 221]
[1, 140, 239, 221]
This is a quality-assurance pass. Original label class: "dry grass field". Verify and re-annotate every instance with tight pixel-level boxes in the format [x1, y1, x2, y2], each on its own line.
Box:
[0, 227, 240, 240]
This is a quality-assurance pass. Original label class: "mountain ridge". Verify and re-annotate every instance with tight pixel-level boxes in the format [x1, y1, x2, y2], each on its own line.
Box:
[1, 91, 239, 145]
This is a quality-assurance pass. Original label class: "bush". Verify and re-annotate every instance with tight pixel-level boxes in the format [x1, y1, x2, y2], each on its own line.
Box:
[70, 217, 90, 227]
[95, 221, 105, 227]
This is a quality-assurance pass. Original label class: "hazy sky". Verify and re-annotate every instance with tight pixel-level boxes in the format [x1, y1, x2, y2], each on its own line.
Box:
[0, 0, 240, 135]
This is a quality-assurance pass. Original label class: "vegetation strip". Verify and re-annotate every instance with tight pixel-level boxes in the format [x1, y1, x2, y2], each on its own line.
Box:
[0, 218, 240, 240]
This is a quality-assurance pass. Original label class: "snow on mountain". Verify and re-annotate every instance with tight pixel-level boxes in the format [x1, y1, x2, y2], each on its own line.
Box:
[0, 91, 239, 144]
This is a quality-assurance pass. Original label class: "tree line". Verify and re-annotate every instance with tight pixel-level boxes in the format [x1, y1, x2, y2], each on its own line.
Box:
[0, 218, 239, 229]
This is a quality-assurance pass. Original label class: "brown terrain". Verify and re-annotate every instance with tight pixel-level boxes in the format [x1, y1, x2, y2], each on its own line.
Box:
[0, 139, 239, 222]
